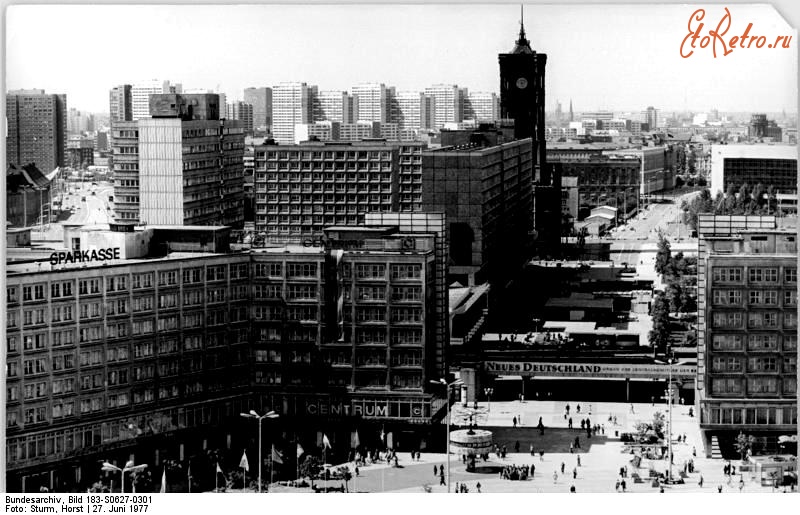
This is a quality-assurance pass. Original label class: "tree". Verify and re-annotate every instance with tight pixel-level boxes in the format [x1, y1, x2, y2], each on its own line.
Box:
[674, 176, 684, 188]
[298, 456, 322, 488]
[666, 282, 683, 313]
[655, 232, 672, 276]
[335, 466, 353, 492]
[649, 292, 670, 354]
[697, 176, 707, 187]
[734, 431, 756, 461]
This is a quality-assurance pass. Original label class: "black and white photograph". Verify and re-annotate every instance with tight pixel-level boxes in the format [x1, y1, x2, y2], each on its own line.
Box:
[1, 0, 798, 506]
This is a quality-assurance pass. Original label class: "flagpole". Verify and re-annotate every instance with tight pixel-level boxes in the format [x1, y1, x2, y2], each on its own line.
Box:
[215, 463, 218, 492]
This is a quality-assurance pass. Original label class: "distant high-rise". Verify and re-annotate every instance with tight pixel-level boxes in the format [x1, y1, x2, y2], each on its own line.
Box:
[352, 83, 392, 123]
[243, 87, 272, 133]
[109, 84, 133, 122]
[465, 92, 500, 123]
[67, 108, 94, 133]
[272, 82, 317, 144]
[644, 106, 658, 130]
[227, 101, 254, 134]
[131, 79, 182, 120]
[569, 99, 574, 122]
[393, 91, 434, 132]
[6, 89, 67, 173]
[316, 90, 355, 123]
[423, 84, 464, 129]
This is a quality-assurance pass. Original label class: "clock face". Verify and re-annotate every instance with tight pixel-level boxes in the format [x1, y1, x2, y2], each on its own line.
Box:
[516, 78, 529, 89]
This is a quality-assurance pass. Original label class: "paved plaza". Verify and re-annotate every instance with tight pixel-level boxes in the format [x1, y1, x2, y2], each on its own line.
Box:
[273, 400, 791, 494]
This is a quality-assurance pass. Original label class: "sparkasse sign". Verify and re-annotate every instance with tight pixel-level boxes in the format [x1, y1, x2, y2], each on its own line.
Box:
[49, 248, 121, 265]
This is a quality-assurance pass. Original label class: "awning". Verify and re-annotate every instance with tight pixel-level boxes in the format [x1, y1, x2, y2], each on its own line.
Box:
[496, 375, 523, 381]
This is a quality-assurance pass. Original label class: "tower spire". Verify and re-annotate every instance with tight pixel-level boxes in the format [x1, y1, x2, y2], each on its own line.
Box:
[519, 4, 526, 42]
[511, 4, 533, 53]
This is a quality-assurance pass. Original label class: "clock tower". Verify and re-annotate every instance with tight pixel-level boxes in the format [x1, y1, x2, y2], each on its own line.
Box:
[498, 8, 547, 179]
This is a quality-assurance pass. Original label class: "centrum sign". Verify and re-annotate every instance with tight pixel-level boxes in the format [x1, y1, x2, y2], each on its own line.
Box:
[50, 247, 121, 265]
[485, 361, 697, 379]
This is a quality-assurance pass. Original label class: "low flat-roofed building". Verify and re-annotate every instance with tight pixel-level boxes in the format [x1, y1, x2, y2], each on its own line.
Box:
[709, 144, 798, 195]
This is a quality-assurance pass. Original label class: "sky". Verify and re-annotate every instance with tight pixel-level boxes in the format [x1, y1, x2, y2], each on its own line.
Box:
[4, 3, 798, 115]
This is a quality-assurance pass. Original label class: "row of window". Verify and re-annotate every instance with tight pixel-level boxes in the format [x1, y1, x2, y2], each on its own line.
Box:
[712, 267, 796, 284]
[711, 289, 797, 306]
[711, 311, 797, 329]
[710, 356, 796, 373]
[705, 406, 797, 425]
[709, 376, 796, 395]
[711, 333, 797, 351]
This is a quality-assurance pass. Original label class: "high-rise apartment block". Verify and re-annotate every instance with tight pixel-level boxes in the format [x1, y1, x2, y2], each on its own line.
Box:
[696, 214, 797, 456]
[6, 89, 67, 173]
[226, 101, 254, 134]
[252, 140, 426, 235]
[272, 83, 317, 144]
[464, 92, 500, 123]
[243, 87, 273, 133]
[393, 91, 434, 133]
[424, 84, 465, 129]
[110, 93, 245, 227]
[644, 106, 658, 130]
[352, 83, 393, 124]
[316, 90, 355, 124]
[109, 85, 133, 122]
[131, 80, 182, 120]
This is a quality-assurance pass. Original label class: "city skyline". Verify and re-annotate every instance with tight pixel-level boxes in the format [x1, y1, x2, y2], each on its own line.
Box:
[6, 4, 797, 115]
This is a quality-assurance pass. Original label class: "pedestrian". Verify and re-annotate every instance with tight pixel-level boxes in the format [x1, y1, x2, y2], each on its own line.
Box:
[569, 443, 574, 454]
[476, 482, 481, 493]
[573, 467, 577, 479]
[530, 443, 535, 456]
[440, 475, 446, 486]
[561, 462, 565, 474]
[577, 404, 581, 413]
[630, 404, 635, 414]
[651, 396, 655, 406]
[553, 471, 558, 484]
[434, 465, 438, 476]
[454, 482, 459, 493]
[738, 478, 744, 492]
[570, 485, 576, 493]
[575, 436, 580, 449]
[530, 464, 535, 477]
[682, 434, 687, 443]
[621, 479, 626, 492]
[615, 479, 620, 492]
[577, 455, 581, 467]
[515, 441, 520, 453]
[659, 486, 665, 493]
[601, 425, 605, 435]
[717, 485, 723, 493]
[566, 403, 570, 414]
[512, 416, 517, 428]
[580, 419, 585, 430]
[568, 417, 573, 429]
[539, 449, 544, 461]
[698, 475, 704, 488]
[692, 446, 696, 457]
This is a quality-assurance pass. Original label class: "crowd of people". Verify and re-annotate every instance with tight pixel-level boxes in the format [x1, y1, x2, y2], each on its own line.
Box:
[500, 464, 533, 481]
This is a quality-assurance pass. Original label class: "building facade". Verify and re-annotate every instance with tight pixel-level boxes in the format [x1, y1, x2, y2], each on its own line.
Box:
[226, 101, 254, 134]
[5, 224, 446, 492]
[709, 144, 798, 195]
[272, 83, 317, 144]
[464, 92, 500, 123]
[421, 139, 534, 286]
[109, 85, 133, 123]
[316, 90, 355, 124]
[696, 215, 797, 456]
[423, 84, 464, 129]
[352, 83, 392, 124]
[392, 91, 434, 133]
[243, 87, 273, 133]
[6, 89, 67, 173]
[252, 140, 426, 236]
[111, 94, 245, 228]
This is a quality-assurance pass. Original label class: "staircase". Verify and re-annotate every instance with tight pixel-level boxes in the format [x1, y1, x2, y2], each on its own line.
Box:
[710, 436, 723, 459]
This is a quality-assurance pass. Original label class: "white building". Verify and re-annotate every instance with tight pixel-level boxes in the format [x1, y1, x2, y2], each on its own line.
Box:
[465, 92, 499, 123]
[352, 83, 392, 124]
[272, 82, 317, 144]
[393, 91, 434, 132]
[424, 84, 465, 129]
[709, 144, 798, 195]
[316, 90, 354, 123]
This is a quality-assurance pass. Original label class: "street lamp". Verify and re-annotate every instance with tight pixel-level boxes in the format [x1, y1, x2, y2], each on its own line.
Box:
[655, 357, 690, 484]
[430, 378, 463, 493]
[240, 409, 279, 492]
[101, 460, 148, 493]
[483, 387, 494, 412]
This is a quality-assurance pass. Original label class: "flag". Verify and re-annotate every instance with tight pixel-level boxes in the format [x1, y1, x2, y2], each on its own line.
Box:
[239, 450, 250, 471]
[322, 434, 332, 450]
[216, 462, 223, 475]
[160, 469, 166, 493]
[351, 430, 360, 449]
[187, 463, 192, 479]
[297, 443, 305, 459]
[271, 445, 283, 465]
[380, 426, 385, 443]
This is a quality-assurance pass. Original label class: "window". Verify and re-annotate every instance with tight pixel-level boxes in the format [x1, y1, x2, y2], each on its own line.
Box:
[356, 263, 386, 279]
[132, 319, 154, 335]
[7, 335, 18, 353]
[158, 270, 178, 286]
[230, 263, 249, 279]
[784, 334, 798, 351]
[785, 268, 797, 283]
[287, 262, 317, 278]
[748, 311, 778, 328]
[183, 335, 202, 351]
[182, 268, 203, 284]
[287, 284, 318, 300]
[784, 289, 797, 306]
[746, 377, 778, 394]
[711, 356, 743, 372]
[134, 342, 154, 358]
[206, 265, 226, 281]
[784, 312, 797, 329]
[712, 267, 742, 283]
[183, 290, 203, 306]
[254, 284, 282, 299]
[132, 272, 153, 289]
[784, 357, 797, 374]
[106, 275, 128, 292]
[51, 304, 74, 323]
[749, 290, 778, 305]
[748, 334, 778, 351]
[133, 295, 155, 312]
[356, 307, 385, 322]
[78, 278, 101, 294]
[52, 329, 75, 347]
[7, 286, 18, 303]
[207, 288, 226, 303]
[391, 329, 423, 345]
[710, 378, 742, 394]
[133, 364, 155, 381]
[182, 313, 203, 328]
[712, 312, 743, 328]
[391, 307, 423, 323]
[748, 357, 778, 372]
[7, 310, 18, 328]
[158, 315, 179, 332]
[286, 306, 317, 322]
[749, 267, 778, 283]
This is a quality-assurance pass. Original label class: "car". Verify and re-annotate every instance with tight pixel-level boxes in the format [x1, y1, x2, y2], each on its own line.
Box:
[81, 197, 86, 202]
[91, 191, 96, 195]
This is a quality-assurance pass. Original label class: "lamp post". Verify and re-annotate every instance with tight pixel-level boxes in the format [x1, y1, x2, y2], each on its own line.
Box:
[101, 460, 147, 493]
[655, 357, 689, 484]
[240, 409, 279, 492]
[483, 387, 494, 413]
[430, 378, 463, 493]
